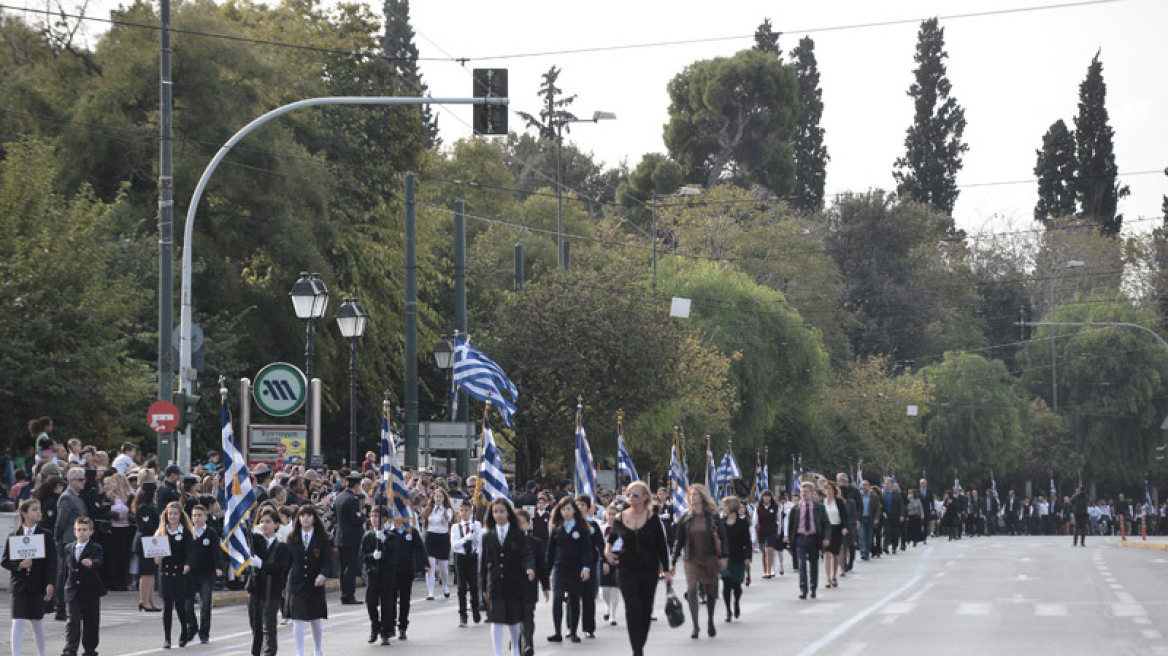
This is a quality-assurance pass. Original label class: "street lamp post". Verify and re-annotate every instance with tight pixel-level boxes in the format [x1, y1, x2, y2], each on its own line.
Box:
[651, 187, 702, 289]
[556, 111, 616, 269]
[1048, 260, 1085, 414]
[432, 334, 456, 420]
[336, 297, 368, 468]
[289, 272, 330, 459]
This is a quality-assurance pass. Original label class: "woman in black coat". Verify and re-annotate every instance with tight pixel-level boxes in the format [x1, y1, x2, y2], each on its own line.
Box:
[545, 496, 593, 642]
[3, 499, 58, 656]
[480, 499, 535, 656]
[133, 482, 161, 612]
[286, 504, 332, 656]
[154, 500, 194, 648]
[247, 509, 291, 656]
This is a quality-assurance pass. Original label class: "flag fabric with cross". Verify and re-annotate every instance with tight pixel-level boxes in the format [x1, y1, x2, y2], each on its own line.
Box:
[716, 446, 741, 500]
[616, 419, 638, 483]
[476, 406, 511, 502]
[220, 388, 255, 576]
[453, 337, 519, 426]
[669, 441, 688, 514]
[380, 409, 412, 525]
[574, 404, 597, 500]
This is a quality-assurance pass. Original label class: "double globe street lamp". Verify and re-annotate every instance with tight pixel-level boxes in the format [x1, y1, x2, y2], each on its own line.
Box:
[336, 298, 369, 468]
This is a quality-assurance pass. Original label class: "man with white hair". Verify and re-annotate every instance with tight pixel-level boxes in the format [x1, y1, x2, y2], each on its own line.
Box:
[52, 468, 88, 621]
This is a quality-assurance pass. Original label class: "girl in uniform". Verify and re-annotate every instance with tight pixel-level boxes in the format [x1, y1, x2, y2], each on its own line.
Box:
[752, 490, 781, 578]
[2, 499, 57, 656]
[480, 499, 535, 656]
[132, 481, 160, 612]
[248, 509, 290, 656]
[545, 496, 593, 642]
[719, 496, 751, 621]
[286, 505, 331, 656]
[154, 501, 193, 648]
[421, 488, 454, 600]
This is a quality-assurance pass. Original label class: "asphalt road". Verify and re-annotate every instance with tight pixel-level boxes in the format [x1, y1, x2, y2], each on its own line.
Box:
[3, 536, 1166, 656]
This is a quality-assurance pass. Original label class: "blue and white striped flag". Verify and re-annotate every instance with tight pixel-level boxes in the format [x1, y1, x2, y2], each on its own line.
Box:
[454, 338, 518, 426]
[990, 470, 998, 500]
[753, 457, 765, 501]
[716, 447, 741, 499]
[1050, 476, 1057, 500]
[669, 442, 688, 514]
[1146, 479, 1155, 513]
[477, 409, 510, 502]
[219, 389, 255, 576]
[616, 422, 638, 483]
[705, 444, 718, 500]
[954, 471, 961, 490]
[380, 410, 412, 525]
[574, 408, 597, 499]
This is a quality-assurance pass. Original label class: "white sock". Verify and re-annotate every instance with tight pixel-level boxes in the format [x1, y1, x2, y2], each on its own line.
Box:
[438, 560, 450, 591]
[491, 623, 506, 656]
[508, 623, 521, 656]
[31, 619, 45, 656]
[12, 618, 25, 656]
[293, 620, 306, 656]
[426, 558, 437, 596]
[310, 619, 323, 656]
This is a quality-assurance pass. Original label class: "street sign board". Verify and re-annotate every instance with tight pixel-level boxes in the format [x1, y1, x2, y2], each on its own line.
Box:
[147, 400, 181, 433]
[419, 421, 476, 451]
[250, 424, 307, 446]
[253, 363, 307, 417]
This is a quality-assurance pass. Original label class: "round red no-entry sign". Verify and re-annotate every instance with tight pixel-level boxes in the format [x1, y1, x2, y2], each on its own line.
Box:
[147, 400, 181, 433]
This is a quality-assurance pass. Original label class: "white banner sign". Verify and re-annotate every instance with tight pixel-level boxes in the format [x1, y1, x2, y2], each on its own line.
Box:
[7, 534, 45, 560]
[142, 536, 172, 559]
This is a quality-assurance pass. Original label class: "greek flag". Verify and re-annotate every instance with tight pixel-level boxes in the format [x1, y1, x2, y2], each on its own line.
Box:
[753, 455, 768, 501]
[705, 445, 718, 500]
[856, 460, 863, 486]
[477, 409, 510, 501]
[954, 472, 961, 490]
[380, 411, 412, 525]
[1146, 479, 1155, 513]
[220, 390, 255, 576]
[990, 470, 999, 500]
[574, 409, 597, 500]
[454, 338, 518, 426]
[790, 455, 801, 496]
[716, 447, 741, 499]
[616, 424, 638, 483]
[669, 442, 688, 514]
[1050, 476, 1057, 500]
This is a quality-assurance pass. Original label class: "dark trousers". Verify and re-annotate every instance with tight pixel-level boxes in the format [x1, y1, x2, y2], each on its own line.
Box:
[55, 548, 68, 616]
[872, 521, 884, 554]
[248, 594, 279, 656]
[340, 544, 359, 601]
[104, 526, 135, 591]
[388, 569, 413, 631]
[454, 554, 480, 621]
[365, 573, 395, 638]
[581, 573, 597, 633]
[795, 534, 821, 594]
[1073, 514, 1090, 545]
[884, 519, 901, 552]
[616, 573, 658, 656]
[906, 516, 922, 545]
[551, 577, 581, 636]
[64, 597, 100, 656]
[162, 597, 188, 643]
[521, 599, 537, 654]
[185, 574, 214, 641]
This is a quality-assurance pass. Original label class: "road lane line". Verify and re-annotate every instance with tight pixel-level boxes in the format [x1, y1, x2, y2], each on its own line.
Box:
[793, 546, 932, 656]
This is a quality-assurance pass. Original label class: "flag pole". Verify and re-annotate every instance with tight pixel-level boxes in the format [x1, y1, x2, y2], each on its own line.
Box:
[616, 408, 624, 484]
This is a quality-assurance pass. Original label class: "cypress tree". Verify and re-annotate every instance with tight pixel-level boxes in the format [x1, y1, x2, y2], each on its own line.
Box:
[753, 18, 780, 56]
[1033, 119, 1077, 226]
[892, 18, 968, 215]
[383, 0, 439, 147]
[790, 36, 829, 212]
[1073, 51, 1128, 235]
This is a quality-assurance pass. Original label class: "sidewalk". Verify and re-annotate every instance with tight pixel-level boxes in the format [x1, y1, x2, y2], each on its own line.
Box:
[1117, 537, 1168, 552]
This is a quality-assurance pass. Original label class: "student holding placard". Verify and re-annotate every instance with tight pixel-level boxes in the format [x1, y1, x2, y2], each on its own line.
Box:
[2, 499, 57, 656]
[154, 501, 193, 649]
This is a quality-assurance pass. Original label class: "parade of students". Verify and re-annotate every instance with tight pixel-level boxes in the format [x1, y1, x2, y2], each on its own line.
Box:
[545, 495, 594, 643]
[420, 487, 454, 600]
[248, 508, 290, 656]
[61, 517, 105, 656]
[184, 505, 224, 645]
[820, 481, 848, 589]
[359, 505, 398, 645]
[286, 504, 331, 656]
[670, 483, 726, 639]
[3, 499, 56, 656]
[154, 500, 193, 648]
[481, 499, 535, 656]
[718, 495, 751, 622]
[516, 508, 550, 656]
[450, 501, 482, 627]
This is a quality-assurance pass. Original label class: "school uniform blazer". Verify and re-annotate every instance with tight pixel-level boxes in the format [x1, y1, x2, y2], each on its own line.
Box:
[186, 526, 225, 575]
[62, 541, 106, 602]
[480, 526, 534, 601]
[358, 529, 399, 583]
[393, 526, 429, 576]
[546, 523, 595, 582]
[246, 534, 291, 601]
[2, 525, 57, 595]
[522, 533, 550, 604]
[286, 530, 333, 595]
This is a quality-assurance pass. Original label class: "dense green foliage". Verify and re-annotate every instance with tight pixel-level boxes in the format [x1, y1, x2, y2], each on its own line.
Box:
[1073, 52, 1129, 235]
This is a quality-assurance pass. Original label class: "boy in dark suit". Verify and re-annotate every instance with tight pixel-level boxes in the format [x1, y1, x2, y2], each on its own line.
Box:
[62, 517, 106, 656]
[359, 505, 398, 644]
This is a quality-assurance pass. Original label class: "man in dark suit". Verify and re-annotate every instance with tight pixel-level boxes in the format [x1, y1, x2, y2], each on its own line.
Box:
[881, 479, 904, 554]
[335, 473, 366, 604]
[787, 482, 828, 600]
[1004, 490, 1021, 535]
[917, 478, 935, 543]
[156, 465, 183, 512]
[62, 517, 106, 656]
[53, 468, 88, 621]
[856, 479, 882, 560]
[983, 489, 1001, 536]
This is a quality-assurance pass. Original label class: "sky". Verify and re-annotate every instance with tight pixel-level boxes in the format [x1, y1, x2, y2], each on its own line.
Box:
[404, 0, 1167, 235]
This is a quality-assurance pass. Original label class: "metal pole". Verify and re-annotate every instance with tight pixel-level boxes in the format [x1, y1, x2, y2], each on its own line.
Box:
[454, 200, 469, 475]
[1049, 273, 1057, 414]
[349, 337, 358, 468]
[556, 121, 564, 269]
[404, 173, 419, 468]
[651, 194, 658, 291]
[305, 317, 316, 453]
[157, 0, 175, 466]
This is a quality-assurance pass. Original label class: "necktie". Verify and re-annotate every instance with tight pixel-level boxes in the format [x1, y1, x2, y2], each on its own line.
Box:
[802, 503, 812, 534]
[463, 523, 471, 554]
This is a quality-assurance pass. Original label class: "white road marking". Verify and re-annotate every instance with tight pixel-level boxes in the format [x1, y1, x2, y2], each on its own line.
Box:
[114, 611, 369, 656]
[946, 560, 956, 566]
[880, 602, 916, 615]
[957, 603, 991, 616]
[906, 583, 934, 603]
[1111, 604, 1147, 617]
[1110, 584, 1124, 590]
[880, 615, 900, 625]
[1134, 617, 1153, 625]
[934, 572, 946, 578]
[840, 643, 866, 656]
[800, 602, 843, 614]
[1035, 604, 1067, 617]
[1115, 591, 1136, 604]
[1143, 629, 1163, 640]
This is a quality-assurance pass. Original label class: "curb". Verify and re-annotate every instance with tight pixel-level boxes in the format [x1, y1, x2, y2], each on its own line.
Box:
[212, 578, 363, 608]
[1116, 540, 1168, 552]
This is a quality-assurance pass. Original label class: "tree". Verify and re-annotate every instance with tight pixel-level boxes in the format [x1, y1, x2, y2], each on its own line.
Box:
[753, 18, 780, 55]
[382, 0, 439, 147]
[1073, 51, 1129, 235]
[892, 18, 968, 215]
[789, 36, 829, 212]
[663, 49, 799, 195]
[1033, 119, 1077, 225]
[516, 66, 576, 141]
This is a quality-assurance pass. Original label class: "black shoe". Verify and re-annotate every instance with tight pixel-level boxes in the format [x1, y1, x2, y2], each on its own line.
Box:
[725, 612, 732, 623]
[341, 598, 362, 605]
[473, 613, 482, 624]
[585, 632, 594, 639]
[523, 648, 534, 656]
[810, 590, 817, 599]
[398, 630, 407, 640]
[162, 643, 171, 650]
[734, 598, 740, 618]
[459, 615, 468, 628]
[691, 629, 699, 639]
[200, 638, 209, 645]
[178, 639, 187, 648]
[799, 592, 807, 600]
[54, 613, 67, 622]
[603, 614, 609, 621]
[370, 631, 379, 643]
[569, 635, 581, 643]
[382, 636, 392, 645]
[547, 635, 563, 643]
[708, 624, 716, 637]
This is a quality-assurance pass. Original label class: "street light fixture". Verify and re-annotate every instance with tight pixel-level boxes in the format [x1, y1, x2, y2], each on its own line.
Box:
[336, 297, 368, 468]
[556, 110, 617, 269]
[652, 186, 702, 289]
[289, 271, 329, 460]
[432, 334, 457, 421]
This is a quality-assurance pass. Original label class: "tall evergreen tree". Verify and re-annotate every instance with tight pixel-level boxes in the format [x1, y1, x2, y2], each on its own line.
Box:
[1073, 51, 1128, 235]
[1033, 119, 1078, 225]
[516, 66, 577, 141]
[753, 18, 780, 56]
[382, 0, 439, 147]
[790, 36, 828, 212]
[892, 17, 968, 215]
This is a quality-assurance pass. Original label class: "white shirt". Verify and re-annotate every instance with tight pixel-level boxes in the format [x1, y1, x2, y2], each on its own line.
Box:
[451, 519, 482, 555]
[496, 523, 509, 544]
[825, 501, 841, 526]
[425, 507, 452, 534]
[302, 529, 314, 545]
[112, 453, 135, 475]
[74, 541, 88, 560]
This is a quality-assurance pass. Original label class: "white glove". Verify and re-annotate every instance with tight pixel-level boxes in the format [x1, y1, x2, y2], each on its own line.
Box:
[251, 556, 263, 569]
[373, 550, 382, 560]
[376, 530, 385, 540]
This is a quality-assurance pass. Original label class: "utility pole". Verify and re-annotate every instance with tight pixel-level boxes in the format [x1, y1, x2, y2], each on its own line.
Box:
[157, 0, 175, 466]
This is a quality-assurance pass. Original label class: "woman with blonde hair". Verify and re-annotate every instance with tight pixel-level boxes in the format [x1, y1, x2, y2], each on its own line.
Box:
[421, 487, 454, 599]
[669, 484, 726, 639]
[154, 501, 195, 648]
[102, 474, 135, 591]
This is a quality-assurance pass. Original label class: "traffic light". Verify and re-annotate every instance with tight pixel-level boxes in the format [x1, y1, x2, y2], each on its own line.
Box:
[473, 68, 508, 135]
[175, 392, 202, 431]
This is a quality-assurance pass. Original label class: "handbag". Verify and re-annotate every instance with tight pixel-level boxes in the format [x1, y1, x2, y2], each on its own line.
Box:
[664, 582, 685, 628]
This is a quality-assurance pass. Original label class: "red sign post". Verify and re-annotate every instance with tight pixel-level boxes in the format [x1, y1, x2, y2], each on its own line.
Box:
[147, 400, 181, 434]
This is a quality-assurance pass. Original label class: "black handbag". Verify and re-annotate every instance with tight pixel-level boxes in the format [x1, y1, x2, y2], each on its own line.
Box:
[664, 582, 685, 628]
